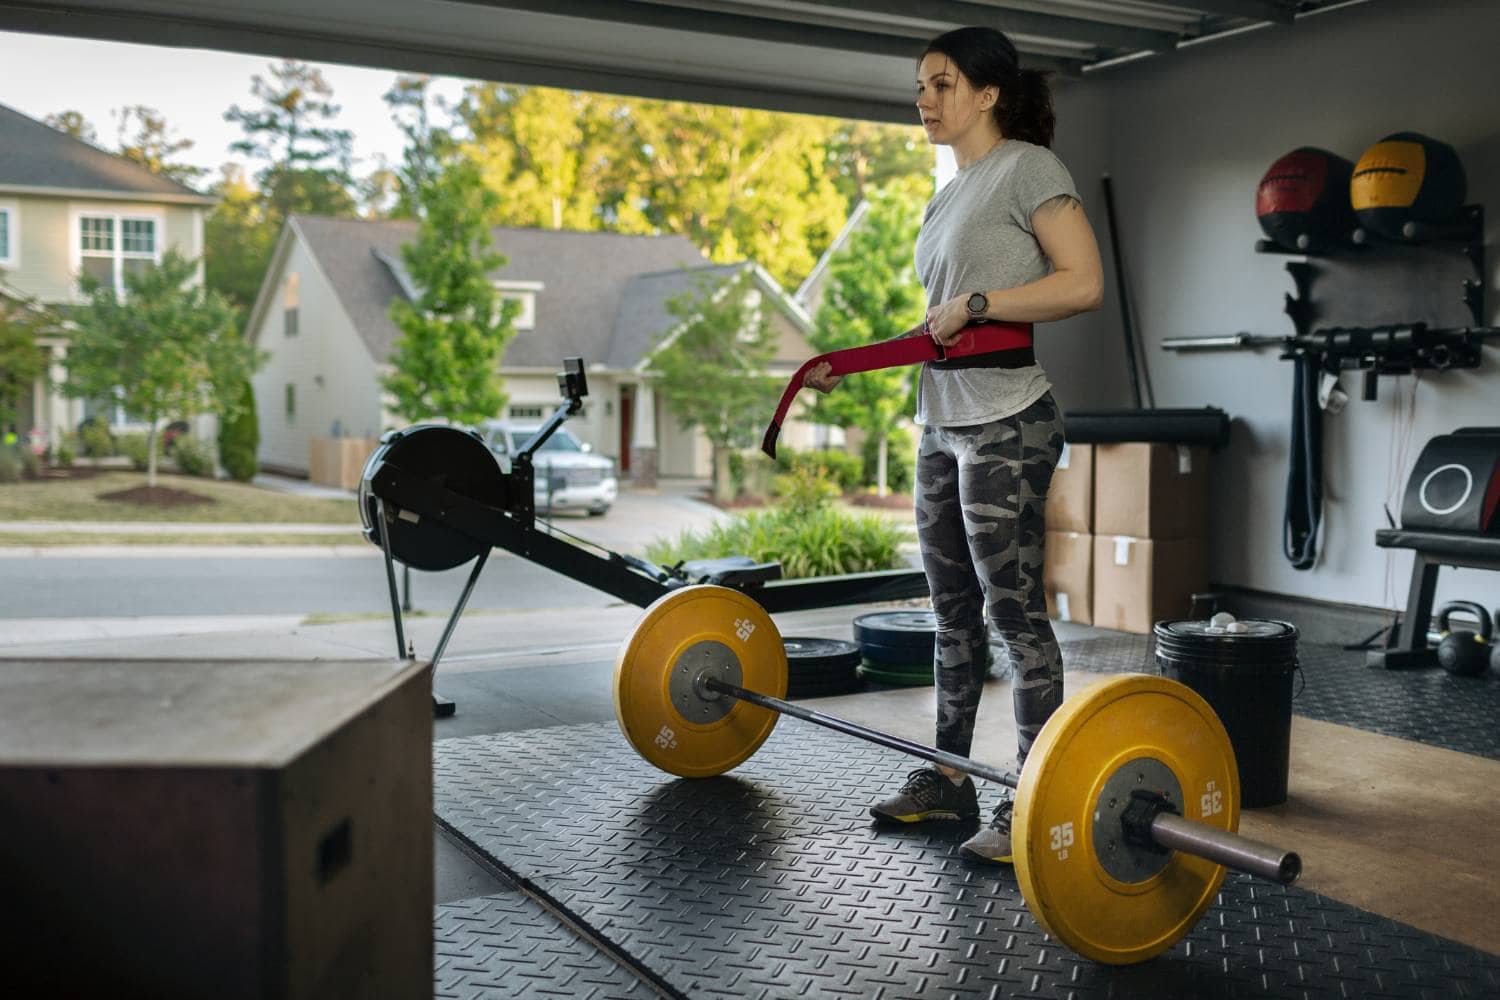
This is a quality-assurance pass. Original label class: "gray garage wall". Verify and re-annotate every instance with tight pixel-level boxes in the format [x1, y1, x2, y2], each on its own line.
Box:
[1039, 0, 1500, 619]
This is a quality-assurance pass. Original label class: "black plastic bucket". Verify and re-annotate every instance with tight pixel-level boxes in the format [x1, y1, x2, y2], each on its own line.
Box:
[1153, 618, 1299, 808]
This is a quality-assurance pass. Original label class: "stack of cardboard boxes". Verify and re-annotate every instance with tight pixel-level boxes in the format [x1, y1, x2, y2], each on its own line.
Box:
[1043, 442, 1210, 634]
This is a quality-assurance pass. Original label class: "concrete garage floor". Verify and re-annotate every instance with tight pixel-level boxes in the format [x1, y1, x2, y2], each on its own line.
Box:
[427, 603, 1500, 959]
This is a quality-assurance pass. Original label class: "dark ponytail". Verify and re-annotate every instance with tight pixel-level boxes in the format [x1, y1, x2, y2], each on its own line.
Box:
[1002, 68, 1055, 148]
[922, 27, 1056, 149]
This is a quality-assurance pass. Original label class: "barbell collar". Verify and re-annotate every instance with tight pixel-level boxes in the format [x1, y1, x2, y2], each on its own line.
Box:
[704, 676, 1021, 789]
[1149, 811, 1302, 886]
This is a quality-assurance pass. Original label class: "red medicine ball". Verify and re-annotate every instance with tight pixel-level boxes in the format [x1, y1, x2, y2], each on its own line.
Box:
[1255, 147, 1357, 252]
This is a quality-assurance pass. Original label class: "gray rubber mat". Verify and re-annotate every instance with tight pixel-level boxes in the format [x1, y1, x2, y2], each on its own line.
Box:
[434, 721, 1500, 999]
[1059, 634, 1500, 760]
[435, 887, 661, 999]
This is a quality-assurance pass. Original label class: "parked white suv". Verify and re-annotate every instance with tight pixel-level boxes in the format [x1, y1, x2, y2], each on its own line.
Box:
[479, 420, 619, 516]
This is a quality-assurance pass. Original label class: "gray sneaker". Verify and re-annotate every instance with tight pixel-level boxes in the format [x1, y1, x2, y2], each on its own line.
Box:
[871, 767, 980, 823]
[959, 798, 1014, 863]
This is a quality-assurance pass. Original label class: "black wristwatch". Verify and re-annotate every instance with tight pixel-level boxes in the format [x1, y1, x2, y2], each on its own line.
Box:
[965, 292, 988, 320]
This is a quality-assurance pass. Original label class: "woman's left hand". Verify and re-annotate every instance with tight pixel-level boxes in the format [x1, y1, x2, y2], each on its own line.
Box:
[925, 298, 972, 347]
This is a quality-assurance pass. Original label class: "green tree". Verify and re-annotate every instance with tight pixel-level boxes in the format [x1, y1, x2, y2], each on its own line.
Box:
[648, 268, 782, 502]
[806, 183, 927, 495]
[63, 250, 263, 486]
[384, 75, 455, 220]
[225, 60, 356, 224]
[825, 121, 931, 206]
[383, 158, 518, 425]
[112, 105, 208, 187]
[204, 163, 276, 315]
[217, 376, 260, 482]
[613, 102, 847, 289]
[44, 110, 98, 145]
[0, 292, 51, 426]
[459, 84, 621, 231]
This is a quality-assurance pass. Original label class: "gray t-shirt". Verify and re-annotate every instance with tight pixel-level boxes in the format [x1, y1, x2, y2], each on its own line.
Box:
[913, 140, 1079, 426]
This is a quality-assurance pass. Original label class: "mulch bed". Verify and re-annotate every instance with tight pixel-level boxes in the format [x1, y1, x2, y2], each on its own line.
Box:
[97, 485, 215, 507]
[35, 466, 106, 480]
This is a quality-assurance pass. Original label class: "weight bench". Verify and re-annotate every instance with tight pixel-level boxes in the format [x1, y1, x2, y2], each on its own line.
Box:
[1367, 528, 1500, 668]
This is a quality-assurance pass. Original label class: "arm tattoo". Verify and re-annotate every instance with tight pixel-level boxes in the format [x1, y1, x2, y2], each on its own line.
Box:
[1036, 194, 1082, 217]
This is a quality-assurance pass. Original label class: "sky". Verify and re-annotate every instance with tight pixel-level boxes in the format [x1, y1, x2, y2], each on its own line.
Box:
[0, 29, 952, 190]
[0, 30, 469, 182]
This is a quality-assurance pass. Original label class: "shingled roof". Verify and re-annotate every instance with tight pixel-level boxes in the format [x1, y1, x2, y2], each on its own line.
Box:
[289, 216, 730, 370]
[0, 102, 213, 203]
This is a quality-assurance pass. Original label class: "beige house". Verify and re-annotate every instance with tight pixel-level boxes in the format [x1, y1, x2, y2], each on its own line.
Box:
[245, 216, 826, 483]
[0, 102, 215, 445]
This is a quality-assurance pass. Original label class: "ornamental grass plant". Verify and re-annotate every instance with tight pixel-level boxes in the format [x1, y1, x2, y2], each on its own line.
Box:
[645, 465, 909, 579]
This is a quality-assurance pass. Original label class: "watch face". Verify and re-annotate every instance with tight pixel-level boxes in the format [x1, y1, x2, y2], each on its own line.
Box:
[967, 292, 987, 316]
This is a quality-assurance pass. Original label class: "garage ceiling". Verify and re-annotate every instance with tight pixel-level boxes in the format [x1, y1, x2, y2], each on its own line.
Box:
[0, 0, 1362, 122]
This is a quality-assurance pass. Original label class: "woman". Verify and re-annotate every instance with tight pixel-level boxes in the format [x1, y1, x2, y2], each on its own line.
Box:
[805, 26, 1103, 863]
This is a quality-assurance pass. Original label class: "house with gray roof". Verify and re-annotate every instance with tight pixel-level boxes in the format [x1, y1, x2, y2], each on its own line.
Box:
[0, 102, 215, 444]
[245, 215, 821, 482]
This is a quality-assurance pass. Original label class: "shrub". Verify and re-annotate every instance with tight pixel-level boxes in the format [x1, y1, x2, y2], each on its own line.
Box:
[778, 446, 863, 493]
[0, 447, 19, 483]
[117, 432, 150, 471]
[78, 416, 114, 458]
[173, 435, 217, 478]
[645, 488, 909, 580]
[218, 379, 260, 482]
[18, 447, 40, 479]
[771, 463, 840, 515]
[862, 427, 915, 494]
[54, 435, 77, 468]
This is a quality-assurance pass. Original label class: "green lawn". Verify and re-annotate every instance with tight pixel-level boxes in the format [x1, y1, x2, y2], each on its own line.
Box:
[0, 471, 358, 524]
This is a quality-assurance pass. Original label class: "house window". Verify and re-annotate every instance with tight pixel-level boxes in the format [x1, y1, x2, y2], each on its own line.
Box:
[0, 204, 15, 268]
[509, 405, 545, 421]
[284, 273, 300, 337]
[285, 383, 297, 421]
[493, 280, 543, 330]
[77, 213, 159, 295]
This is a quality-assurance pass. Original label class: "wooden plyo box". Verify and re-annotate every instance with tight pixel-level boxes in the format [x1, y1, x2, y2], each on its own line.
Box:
[0, 657, 433, 1000]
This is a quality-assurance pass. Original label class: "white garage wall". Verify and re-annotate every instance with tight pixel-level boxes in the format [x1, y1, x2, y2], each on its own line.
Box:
[1045, 0, 1500, 614]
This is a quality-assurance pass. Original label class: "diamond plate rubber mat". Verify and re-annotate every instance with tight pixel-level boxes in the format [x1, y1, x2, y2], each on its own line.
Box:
[436, 888, 661, 998]
[1059, 634, 1500, 760]
[435, 722, 1500, 999]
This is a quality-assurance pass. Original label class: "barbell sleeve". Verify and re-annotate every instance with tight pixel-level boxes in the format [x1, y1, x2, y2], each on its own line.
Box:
[1148, 811, 1302, 885]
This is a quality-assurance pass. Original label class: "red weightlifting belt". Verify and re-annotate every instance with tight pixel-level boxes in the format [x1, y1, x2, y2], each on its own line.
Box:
[761, 320, 1034, 458]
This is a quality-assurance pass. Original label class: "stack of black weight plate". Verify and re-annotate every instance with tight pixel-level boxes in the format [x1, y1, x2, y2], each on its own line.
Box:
[854, 610, 937, 686]
[782, 637, 863, 697]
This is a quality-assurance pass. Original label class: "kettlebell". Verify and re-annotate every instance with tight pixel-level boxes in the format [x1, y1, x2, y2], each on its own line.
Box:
[1434, 601, 1492, 676]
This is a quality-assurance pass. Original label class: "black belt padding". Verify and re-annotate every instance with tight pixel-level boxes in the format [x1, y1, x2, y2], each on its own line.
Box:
[1283, 355, 1323, 570]
[928, 346, 1037, 370]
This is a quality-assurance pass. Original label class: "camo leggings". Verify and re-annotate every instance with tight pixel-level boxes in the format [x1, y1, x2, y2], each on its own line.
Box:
[915, 393, 1066, 771]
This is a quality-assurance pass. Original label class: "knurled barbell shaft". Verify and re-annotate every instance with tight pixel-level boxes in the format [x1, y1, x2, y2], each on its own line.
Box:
[707, 676, 1021, 788]
[705, 676, 1301, 886]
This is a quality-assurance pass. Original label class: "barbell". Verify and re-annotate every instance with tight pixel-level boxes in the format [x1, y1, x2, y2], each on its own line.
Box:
[613, 585, 1302, 966]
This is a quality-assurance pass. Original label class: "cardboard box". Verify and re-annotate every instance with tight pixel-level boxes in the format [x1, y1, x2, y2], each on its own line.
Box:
[1045, 442, 1094, 533]
[1044, 530, 1093, 625]
[1094, 442, 1209, 539]
[0, 658, 434, 999]
[1092, 534, 1208, 634]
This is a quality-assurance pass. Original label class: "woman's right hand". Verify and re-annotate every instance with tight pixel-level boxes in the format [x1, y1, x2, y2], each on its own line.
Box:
[803, 361, 842, 393]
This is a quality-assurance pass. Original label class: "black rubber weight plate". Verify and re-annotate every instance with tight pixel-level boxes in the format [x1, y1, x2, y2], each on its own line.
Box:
[784, 637, 862, 669]
[859, 638, 935, 667]
[858, 663, 934, 687]
[787, 673, 864, 698]
[853, 611, 938, 650]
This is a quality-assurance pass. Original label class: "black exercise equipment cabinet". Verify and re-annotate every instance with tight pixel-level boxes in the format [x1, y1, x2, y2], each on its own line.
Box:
[360, 358, 929, 714]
